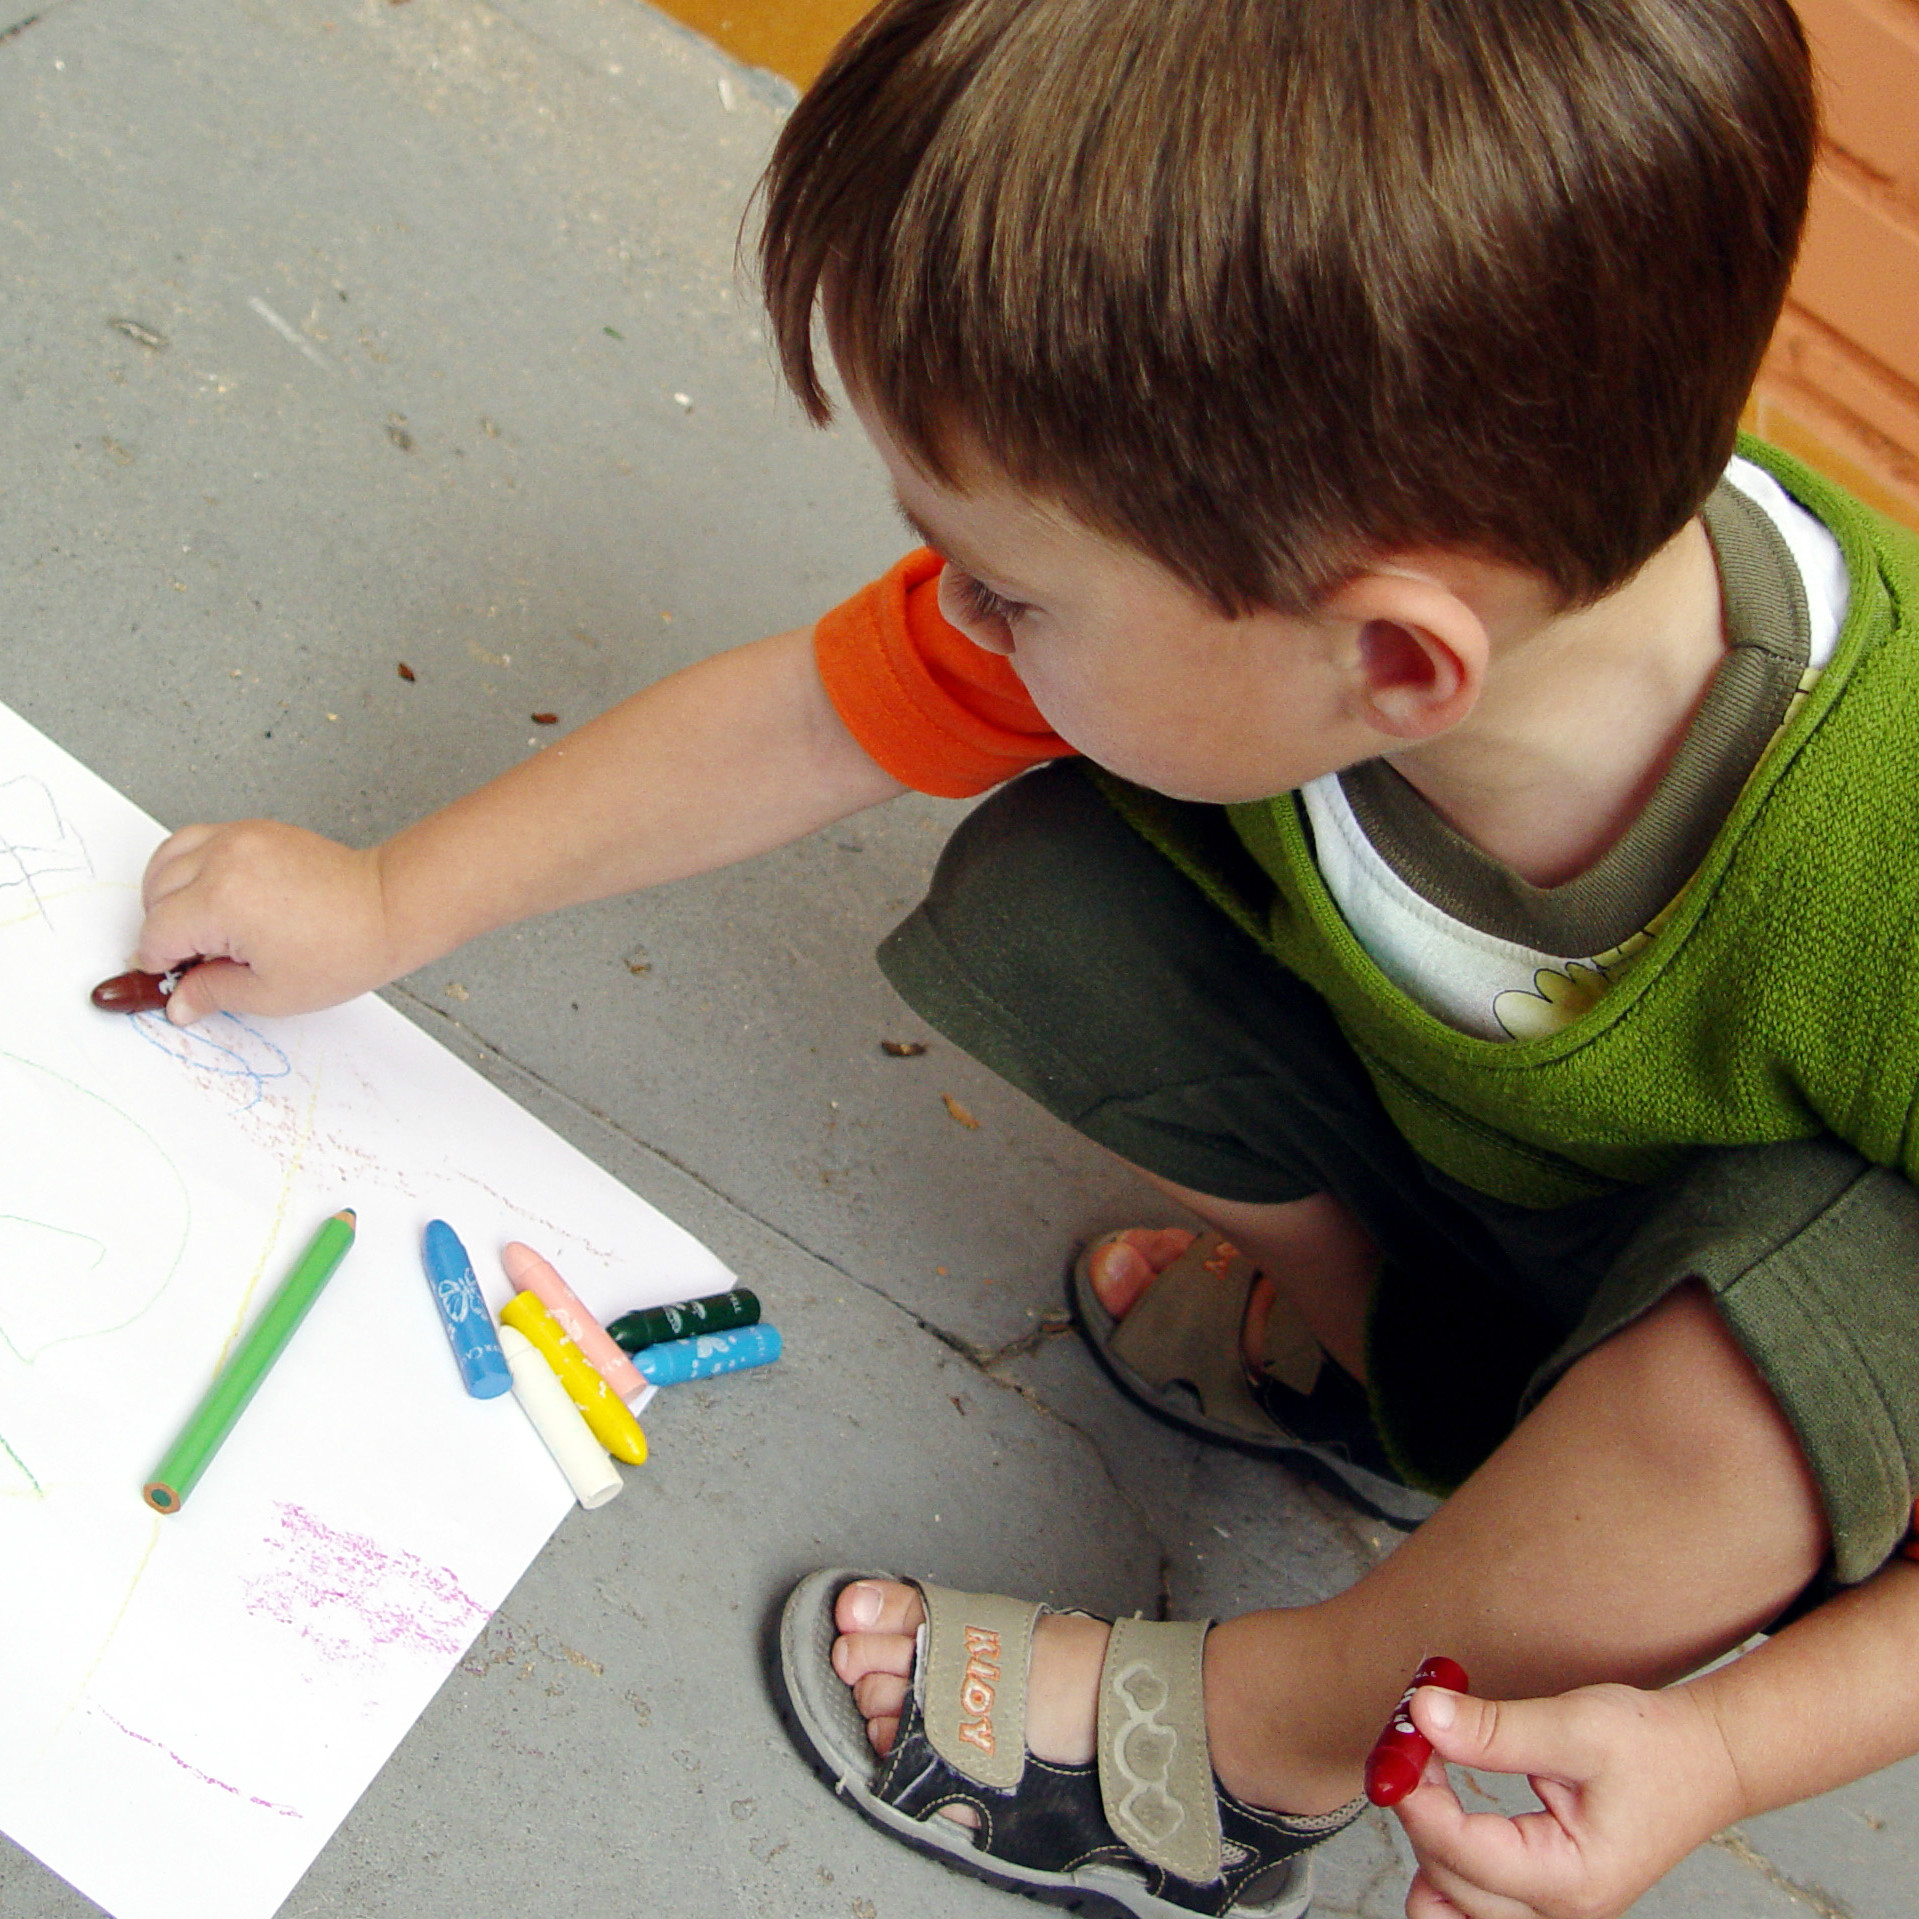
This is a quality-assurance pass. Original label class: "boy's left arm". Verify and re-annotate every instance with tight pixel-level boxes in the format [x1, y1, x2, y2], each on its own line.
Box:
[1392, 1554, 1919, 1919]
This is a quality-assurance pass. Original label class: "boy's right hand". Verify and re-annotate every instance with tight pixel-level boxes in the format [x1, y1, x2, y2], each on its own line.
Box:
[1392, 1681, 1742, 1919]
[137, 820, 399, 1025]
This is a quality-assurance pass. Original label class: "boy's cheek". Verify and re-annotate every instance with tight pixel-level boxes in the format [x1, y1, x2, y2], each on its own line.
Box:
[1010, 658, 1198, 789]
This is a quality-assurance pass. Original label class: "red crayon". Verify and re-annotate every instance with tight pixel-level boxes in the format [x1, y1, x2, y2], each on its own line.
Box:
[1364, 1655, 1471, 1807]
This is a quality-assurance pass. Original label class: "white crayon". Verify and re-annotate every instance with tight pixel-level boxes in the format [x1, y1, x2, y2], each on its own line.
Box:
[499, 1325, 621, 1510]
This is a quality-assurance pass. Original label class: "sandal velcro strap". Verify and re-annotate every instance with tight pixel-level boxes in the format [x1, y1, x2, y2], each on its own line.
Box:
[916, 1581, 1043, 1790]
[911, 1585, 1233, 1886]
[1097, 1616, 1223, 1885]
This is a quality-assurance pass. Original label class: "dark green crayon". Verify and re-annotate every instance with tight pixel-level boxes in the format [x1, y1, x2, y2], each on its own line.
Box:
[607, 1288, 760, 1353]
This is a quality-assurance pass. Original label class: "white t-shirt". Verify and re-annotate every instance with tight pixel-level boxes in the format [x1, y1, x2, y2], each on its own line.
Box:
[1298, 458, 1849, 1040]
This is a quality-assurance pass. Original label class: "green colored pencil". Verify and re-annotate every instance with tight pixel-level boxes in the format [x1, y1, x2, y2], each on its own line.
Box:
[144, 1209, 357, 1515]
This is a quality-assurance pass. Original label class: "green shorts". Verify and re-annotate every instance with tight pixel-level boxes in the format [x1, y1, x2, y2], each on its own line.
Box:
[880, 762, 1919, 1583]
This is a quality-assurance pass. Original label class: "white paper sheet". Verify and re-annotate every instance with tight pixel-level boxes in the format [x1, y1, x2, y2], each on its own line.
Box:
[0, 703, 733, 1919]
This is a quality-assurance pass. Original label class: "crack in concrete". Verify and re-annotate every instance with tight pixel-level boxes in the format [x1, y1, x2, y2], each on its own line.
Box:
[1710, 1827, 1856, 1918]
[827, 1266, 1191, 1577]
[905, 1306, 1076, 1374]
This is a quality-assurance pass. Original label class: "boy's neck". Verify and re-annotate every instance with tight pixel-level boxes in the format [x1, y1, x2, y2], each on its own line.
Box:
[1385, 518, 1726, 889]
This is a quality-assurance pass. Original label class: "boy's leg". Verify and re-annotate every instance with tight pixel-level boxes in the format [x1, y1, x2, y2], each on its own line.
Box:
[837, 1257, 1827, 1818]
[882, 761, 1642, 1491]
[857, 765, 1905, 1824]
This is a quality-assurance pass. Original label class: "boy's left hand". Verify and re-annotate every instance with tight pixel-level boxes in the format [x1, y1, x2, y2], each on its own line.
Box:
[1392, 1680, 1744, 1919]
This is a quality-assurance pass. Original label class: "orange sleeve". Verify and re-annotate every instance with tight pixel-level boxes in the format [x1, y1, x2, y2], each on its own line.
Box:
[813, 548, 1076, 799]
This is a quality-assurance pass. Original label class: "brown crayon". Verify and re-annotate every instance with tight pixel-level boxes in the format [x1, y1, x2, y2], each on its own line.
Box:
[90, 959, 202, 1015]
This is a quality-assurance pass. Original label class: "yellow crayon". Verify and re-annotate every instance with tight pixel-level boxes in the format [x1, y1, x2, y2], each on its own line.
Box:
[500, 1292, 648, 1465]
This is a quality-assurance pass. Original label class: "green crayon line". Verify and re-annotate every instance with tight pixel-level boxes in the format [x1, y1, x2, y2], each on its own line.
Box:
[0, 1427, 42, 1497]
[144, 1209, 357, 1516]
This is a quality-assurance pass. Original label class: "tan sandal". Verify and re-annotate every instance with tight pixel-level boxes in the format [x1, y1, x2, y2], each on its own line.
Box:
[1070, 1232, 1433, 1528]
[776, 1567, 1361, 1917]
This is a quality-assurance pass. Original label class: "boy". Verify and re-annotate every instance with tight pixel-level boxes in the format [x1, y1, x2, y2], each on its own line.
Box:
[133, 0, 1919, 1913]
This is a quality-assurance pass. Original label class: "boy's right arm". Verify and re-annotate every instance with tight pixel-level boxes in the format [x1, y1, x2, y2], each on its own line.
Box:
[138, 627, 907, 1024]
[1393, 1554, 1919, 1919]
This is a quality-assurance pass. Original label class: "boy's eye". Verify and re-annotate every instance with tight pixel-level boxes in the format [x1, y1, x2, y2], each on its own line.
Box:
[948, 568, 1029, 631]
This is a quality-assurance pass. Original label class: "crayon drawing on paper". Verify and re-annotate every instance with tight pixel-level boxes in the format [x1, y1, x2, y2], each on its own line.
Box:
[0, 703, 732, 1919]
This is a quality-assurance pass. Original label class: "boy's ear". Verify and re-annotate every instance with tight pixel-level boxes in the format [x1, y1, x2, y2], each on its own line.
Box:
[1319, 571, 1489, 741]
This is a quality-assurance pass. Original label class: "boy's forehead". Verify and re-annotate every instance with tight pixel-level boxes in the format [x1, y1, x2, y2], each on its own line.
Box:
[889, 479, 1114, 600]
[882, 460, 1039, 583]
[890, 492, 943, 553]
[856, 385, 1083, 559]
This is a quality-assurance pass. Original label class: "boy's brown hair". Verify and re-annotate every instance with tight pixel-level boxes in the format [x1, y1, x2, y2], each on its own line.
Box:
[759, 0, 1816, 612]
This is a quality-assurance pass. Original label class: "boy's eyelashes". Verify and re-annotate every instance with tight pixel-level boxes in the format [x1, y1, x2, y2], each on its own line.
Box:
[946, 566, 1030, 630]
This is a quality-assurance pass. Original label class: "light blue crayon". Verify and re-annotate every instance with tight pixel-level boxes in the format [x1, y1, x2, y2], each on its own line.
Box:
[422, 1220, 513, 1399]
[632, 1324, 782, 1386]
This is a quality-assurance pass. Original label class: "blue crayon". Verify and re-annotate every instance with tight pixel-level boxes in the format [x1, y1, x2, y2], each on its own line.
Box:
[632, 1324, 782, 1386]
[421, 1220, 513, 1399]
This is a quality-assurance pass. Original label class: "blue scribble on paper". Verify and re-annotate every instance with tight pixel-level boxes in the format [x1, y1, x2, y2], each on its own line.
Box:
[132, 1010, 292, 1113]
[0, 775, 93, 920]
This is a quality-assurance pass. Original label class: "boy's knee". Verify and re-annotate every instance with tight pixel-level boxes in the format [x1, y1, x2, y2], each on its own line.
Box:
[1574, 1283, 1823, 1533]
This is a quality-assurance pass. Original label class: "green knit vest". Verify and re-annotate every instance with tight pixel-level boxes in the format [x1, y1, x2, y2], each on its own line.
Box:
[1097, 440, 1919, 1207]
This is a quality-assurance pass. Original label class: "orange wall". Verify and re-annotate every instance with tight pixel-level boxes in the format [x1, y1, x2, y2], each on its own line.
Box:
[664, 0, 867, 86]
[1752, 0, 1919, 531]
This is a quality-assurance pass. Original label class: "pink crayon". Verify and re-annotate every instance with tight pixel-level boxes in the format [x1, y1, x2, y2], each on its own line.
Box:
[501, 1242, 646, 1399]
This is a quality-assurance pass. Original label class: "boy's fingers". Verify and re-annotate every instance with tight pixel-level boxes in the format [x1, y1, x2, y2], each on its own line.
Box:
[1413, 1854, 1550, 1919]
[137, 916, 222, 981]
[164, 958, 258, 1025]
[140, 825, 217, 907]
[1395, 1751, 1574, 1912]
[1412, 1687, 1604, 1786]
[1405, 1866, 1531, 1919]
[134, 883, 219, 975]
[1404, 1869, 1468, 1918]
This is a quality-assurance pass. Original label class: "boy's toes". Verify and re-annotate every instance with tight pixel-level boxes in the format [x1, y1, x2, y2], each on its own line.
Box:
[1084, 1227, 1198, 1317]
[835, 1577, 925, 1637]
[833, 1579, 926, 1759]
[833, 1630, 916, 1686]
[852, 1670, 908, 1723]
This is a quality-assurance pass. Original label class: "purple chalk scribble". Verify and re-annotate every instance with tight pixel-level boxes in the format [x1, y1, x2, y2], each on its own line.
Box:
[96, 1710, 303, 1818]
[242, 1502, 492, 1671]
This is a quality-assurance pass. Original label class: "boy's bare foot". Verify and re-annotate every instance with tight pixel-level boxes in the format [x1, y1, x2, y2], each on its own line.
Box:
[831, 1579, 1107, 1833]
[833, 1580, 1122, 1839]
[1090, 1187, 1381, 1382]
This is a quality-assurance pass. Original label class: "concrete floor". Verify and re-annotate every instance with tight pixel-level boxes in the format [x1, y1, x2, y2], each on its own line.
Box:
[2, 2, 1915, 1915]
